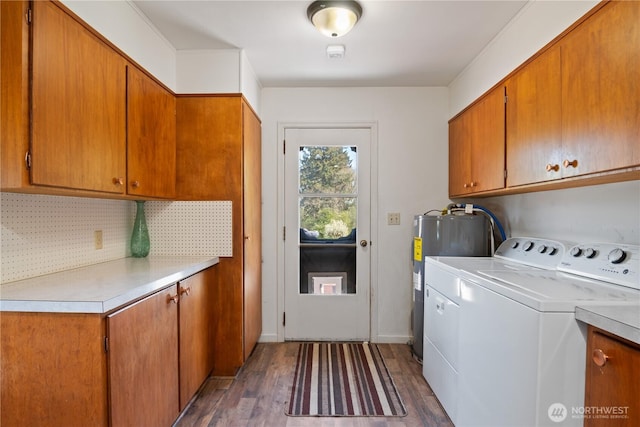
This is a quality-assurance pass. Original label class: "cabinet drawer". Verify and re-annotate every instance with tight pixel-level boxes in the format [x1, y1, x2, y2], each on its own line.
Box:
[423, 336, 458, 425]
[424, 286, 460, 370]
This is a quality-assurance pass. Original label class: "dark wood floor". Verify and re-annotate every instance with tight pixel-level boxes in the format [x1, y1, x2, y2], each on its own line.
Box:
[175, 342, 454, 427]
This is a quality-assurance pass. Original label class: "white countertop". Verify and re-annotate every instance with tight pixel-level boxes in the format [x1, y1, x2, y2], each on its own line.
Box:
[576, 304, 640, 345]
[0, 256, 219, 314]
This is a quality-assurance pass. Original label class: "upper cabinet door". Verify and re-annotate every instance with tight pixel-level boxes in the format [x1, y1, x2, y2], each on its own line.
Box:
[505, 46, 562, 187]
[448, 113, 472, 197]
[561, 1, 640, 177]
[31, 1, 127, 193]
[469, 87, 506, 194]
[449, 86, 505, 197]
[127, 66, 176, 198]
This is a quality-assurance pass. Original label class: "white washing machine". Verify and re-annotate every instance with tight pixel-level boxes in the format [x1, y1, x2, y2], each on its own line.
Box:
[423, 238, 640, 427]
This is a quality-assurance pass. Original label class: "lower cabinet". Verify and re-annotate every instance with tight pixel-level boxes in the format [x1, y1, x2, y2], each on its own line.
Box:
[107, 286, 180, 427]
[584, 326, 640, 427]
[178, 267, 215, 409]
[0, 267, 215, 427]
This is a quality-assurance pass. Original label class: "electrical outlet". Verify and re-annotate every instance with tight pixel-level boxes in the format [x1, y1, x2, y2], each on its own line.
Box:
[94, 230, 103, 250]
[387, 212, 401, 225]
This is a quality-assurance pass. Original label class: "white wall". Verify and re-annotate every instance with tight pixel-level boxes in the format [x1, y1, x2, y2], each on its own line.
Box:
[449, 0, 639, 245]
[62, 1, 262, 110]
[62, 0, 177, 90]
[176, 49, 262, 113]
[260, 87, 450, 343]
[449, 0, 598, 116]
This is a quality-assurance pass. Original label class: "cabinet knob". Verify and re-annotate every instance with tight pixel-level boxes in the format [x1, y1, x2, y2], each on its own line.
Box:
[563, 159, 578, 168]
[592, 348, 609, 367]
[167, 294, 180, 304]
[470, 181, 477, 187]
[112, 177, 124, 186]
[179, 286, 191, 297]
[131, 180, 140, 188]
[463, 183, 469, 188]
[546, 163, 560, 172]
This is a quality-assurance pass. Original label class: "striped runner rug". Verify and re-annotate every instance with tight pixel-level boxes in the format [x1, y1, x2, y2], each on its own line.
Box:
[286, 342, 407, 417]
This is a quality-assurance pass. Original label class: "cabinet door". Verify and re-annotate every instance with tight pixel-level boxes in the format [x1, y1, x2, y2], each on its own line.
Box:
[1, 313, 108, 427]
[469, 87, 505, 193]
[450, 87, 505, 197]
[31, 1, 127, 193]
[176, 96, 243, 200]
[127, 66, 176, 198]
[107, 287, 180, 427]
[585, 328, 640, 427]
[178, 269, 214, 410]
[242, 102, 262, 361]
[448, 112, 473, 197]
[506, 46, 562, 186]
[561, 1, 640, 178]
[1, 0, 30, 190]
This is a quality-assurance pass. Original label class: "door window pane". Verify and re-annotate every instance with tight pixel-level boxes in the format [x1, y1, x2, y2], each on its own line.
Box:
[298, 146, 357, 295]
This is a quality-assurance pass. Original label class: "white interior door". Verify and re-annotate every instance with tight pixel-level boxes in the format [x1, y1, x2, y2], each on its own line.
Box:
[284, 127, 371, 341]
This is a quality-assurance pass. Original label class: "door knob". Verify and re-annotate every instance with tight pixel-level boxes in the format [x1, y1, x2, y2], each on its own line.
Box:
[360, 240, 368, 247]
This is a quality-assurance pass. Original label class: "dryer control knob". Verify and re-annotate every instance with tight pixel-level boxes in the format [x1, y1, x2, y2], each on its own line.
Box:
[537, 245, 547, 254]
[570, 247, 583, 257]
[584, 248, 597, 259]
[523, 241, 534, 252]
[608, 248, 627, 264]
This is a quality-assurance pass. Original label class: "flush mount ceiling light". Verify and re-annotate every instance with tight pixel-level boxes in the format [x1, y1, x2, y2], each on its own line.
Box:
[307, 1, 363, 38]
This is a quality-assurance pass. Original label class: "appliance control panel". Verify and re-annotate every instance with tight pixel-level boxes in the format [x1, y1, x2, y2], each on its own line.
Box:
[494, 237, 572, 269]
[559, 243, 640, 290]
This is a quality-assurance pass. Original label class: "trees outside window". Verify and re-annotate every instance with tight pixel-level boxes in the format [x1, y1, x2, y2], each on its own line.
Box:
[299, 146, 357, 239]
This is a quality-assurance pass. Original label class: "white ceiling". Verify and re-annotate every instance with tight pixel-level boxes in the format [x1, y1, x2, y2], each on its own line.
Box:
[132, 0, 529, 87]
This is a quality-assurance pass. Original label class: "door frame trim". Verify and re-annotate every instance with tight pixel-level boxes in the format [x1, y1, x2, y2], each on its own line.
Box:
[276, 122, 379, 342]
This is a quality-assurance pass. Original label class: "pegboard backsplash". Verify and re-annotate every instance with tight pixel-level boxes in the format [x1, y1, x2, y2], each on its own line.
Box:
[144, 201, 232, 256]
[1, 193, 232, 284]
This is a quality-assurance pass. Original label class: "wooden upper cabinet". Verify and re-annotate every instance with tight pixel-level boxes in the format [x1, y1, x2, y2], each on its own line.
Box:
[560, 0, 640, 178]
[1, 0, 30, 190]
[176, 96, 244, 200]
[127, 66, 176, 198]
[448, 113, 472, 197]
[505, 45, 562, 187]
[449, 86, 505, 197]
[30, 0, 127, 194]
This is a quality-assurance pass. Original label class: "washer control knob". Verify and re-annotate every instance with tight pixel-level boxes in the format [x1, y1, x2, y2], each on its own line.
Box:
[584, 248, 597, 259]
[511, 241, 519, 249]
[548, 247, 558, 256]
[608, 248, 627, 264]
[523, 241, 534, 252]
[538, 245, 547, 254]
[570, 247, 583, 257]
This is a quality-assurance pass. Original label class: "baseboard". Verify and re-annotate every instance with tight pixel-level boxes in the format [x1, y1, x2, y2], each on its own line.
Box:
[258, 333, 278, 343]
[373, 335, 413, 344]
[257, 333, 412, 344]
